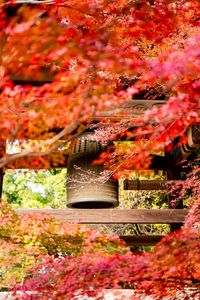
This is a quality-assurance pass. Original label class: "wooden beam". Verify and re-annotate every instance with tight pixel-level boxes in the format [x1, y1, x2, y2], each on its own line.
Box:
[12, 78, 53, 86]
[15, 208, 188, 224]
[124, 179, 167, 190]
[93, 100, 165, 119]
[11, 75, 54, 86]
[150, 155, 168, 170]
[120, 235, 163, 246]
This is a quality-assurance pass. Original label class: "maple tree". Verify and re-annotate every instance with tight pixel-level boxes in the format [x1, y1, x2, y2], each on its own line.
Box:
[12, 229, 200, 300]
[1, 203, 199, 299]
[0, 0, 199, 299]
[0, 0, 199, 169]
[0, 203, 128, 290]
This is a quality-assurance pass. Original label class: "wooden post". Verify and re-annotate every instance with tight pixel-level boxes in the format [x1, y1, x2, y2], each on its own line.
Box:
[0, 168, 4, 200]
[165, 152, 183, 232]
[0, 143, 6, 200]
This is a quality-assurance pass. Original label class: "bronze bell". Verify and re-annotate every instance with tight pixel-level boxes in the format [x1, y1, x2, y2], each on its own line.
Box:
[181, 125, 200, 156]
[66, 136, 118, 208]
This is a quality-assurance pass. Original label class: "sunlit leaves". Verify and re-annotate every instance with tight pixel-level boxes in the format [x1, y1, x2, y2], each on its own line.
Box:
[13, 228, 200, 300]
[0, 1, 200, 297]
[0, 204, 128, 290]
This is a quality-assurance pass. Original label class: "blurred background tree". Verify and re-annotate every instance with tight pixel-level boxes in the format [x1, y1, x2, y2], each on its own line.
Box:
[2, 169, 66, 208]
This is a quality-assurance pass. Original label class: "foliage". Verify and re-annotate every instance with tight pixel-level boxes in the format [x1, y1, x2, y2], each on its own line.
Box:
[0, 0, 199, 170]
[2, 169, 67, 208]
[168, 159, 200, 229]
[0, 203, 128, 290]
[13, 229, 200, 300]
[0, 0, 199, 299]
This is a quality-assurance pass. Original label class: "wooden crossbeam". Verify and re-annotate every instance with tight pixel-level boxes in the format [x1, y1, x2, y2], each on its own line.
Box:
[15, 209, 188, 224]
[120, 235, 163, 246]
[124, 179, 168, 190]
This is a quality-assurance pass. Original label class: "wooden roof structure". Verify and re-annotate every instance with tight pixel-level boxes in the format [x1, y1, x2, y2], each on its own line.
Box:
[1, 77, 197, 246]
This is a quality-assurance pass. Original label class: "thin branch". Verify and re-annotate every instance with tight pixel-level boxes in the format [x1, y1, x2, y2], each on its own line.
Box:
[0, 120, 81, 168]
